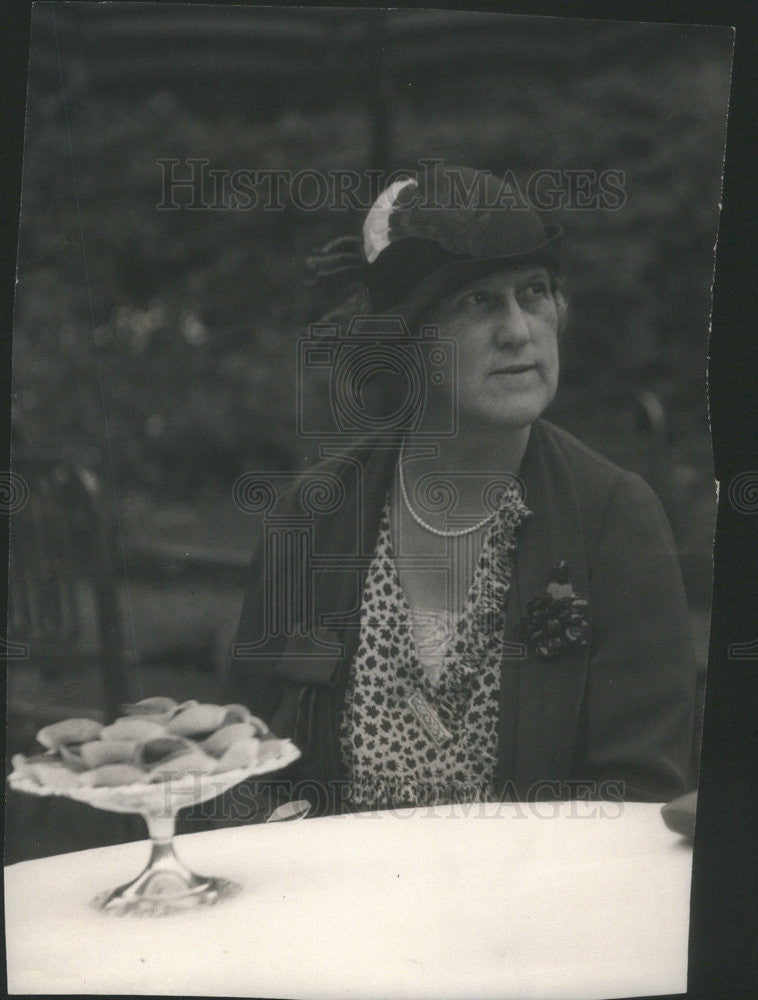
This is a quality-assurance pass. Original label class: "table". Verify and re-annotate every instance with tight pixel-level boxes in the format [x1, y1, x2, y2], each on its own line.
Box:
[4, 801, 692, 999]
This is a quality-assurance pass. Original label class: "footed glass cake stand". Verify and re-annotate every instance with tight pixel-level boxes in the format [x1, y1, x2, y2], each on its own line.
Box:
[9, 740, 300, 916]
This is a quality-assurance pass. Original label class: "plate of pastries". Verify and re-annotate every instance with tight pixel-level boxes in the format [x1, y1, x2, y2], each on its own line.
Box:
[9, 697, 300, 815]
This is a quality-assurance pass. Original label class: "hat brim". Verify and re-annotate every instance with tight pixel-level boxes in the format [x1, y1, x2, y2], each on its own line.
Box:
[384, 225, 562, 325]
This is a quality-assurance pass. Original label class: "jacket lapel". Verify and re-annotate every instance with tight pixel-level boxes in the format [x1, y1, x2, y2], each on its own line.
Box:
[273, 438, 401, 791]
[274, 437, 400, 688]
[498, 420, 592, 795]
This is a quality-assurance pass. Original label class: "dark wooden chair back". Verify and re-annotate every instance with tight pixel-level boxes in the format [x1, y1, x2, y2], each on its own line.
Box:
[7, 454, 129, 740]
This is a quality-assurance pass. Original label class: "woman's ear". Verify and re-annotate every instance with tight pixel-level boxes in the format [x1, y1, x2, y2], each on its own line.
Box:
[554, 286, 569, 337]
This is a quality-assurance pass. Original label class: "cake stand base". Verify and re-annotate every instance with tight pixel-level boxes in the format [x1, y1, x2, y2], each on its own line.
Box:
[91, 813, 240, 916]
[92, 874, 240, 916]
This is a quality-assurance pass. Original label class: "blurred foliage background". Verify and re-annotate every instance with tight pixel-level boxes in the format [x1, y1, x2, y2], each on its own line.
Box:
[12, 5, 732, 680]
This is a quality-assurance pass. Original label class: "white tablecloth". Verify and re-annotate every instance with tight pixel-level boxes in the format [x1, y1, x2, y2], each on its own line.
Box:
[4, 801, 692, 999]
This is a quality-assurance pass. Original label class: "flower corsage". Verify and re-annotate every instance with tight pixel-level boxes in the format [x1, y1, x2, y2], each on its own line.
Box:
[516, 561, 590, 659]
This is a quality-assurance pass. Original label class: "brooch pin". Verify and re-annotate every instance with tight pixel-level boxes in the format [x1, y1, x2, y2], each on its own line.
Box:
[406, 690, 454, 749]
[516, 561, 590, 659]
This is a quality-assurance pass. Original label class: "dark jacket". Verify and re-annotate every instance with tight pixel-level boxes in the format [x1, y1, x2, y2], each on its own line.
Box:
[228, 419, 697, 811]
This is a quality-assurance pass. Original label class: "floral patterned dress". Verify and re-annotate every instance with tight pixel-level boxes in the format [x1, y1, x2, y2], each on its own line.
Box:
[339, 484, 531, 809]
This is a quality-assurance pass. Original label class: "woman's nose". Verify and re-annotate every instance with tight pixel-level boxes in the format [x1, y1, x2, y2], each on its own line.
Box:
[493, 297, 531, 348]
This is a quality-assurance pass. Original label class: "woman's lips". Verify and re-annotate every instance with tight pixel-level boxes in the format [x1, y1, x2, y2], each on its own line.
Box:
[490, 364, 537, 375]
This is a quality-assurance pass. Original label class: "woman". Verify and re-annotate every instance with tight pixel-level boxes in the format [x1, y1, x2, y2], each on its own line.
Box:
[228, 165, 697, 817]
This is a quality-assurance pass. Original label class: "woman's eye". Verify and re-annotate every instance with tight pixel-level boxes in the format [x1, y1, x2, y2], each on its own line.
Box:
[462, 290, 491, 306]
[519, 281, 549, 302]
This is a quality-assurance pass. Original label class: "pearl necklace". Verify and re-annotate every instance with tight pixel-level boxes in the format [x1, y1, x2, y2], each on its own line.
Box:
[398, 441, 497, 538]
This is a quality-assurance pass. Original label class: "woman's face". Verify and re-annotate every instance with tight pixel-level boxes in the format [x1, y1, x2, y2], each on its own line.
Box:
[423, 265, 560, 430]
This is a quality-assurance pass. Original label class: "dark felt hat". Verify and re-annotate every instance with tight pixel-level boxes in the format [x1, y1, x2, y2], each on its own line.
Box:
[363, 165, 562, 323]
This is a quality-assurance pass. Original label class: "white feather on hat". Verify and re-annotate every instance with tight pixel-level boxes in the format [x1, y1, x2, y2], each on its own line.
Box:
[362, 177, 417, 264]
